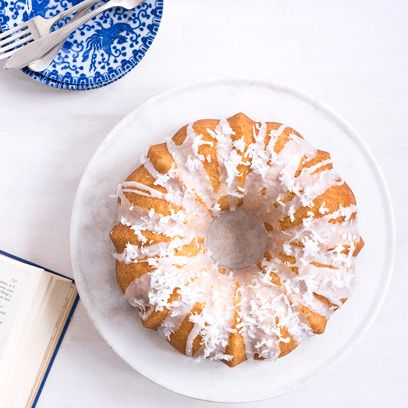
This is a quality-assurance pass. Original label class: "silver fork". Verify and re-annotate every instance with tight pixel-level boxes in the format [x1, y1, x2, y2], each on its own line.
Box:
[0, 0, 100, 61]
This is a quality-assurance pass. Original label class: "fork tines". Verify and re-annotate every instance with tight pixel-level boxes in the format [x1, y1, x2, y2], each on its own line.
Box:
[0, 24, 34, 61]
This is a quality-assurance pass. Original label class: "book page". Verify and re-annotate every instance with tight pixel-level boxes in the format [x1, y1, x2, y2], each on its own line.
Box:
[0, 256, 77, 408]
[26, 282, 77, 408]
[0, 261, 31, 356]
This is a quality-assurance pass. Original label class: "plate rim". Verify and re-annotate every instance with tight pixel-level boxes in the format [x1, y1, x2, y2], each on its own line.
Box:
[70, 77, 396, 402]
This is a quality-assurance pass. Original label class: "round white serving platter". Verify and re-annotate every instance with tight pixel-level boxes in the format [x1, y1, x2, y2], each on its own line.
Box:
[70, 78, 395, 403]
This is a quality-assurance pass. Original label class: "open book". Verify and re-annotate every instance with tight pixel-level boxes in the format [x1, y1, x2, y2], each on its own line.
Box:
[0, 251, 78, 408]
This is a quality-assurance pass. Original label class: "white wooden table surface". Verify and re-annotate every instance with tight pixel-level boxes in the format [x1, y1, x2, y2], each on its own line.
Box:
[0, 0, 407, 407]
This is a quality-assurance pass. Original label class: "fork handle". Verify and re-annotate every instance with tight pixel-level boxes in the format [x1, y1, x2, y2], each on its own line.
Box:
[48, 0, 102, 25]
[4, 0, 122, 70]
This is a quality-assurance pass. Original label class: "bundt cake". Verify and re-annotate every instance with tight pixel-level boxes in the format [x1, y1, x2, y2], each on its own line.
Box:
[110, 112, 364, 367]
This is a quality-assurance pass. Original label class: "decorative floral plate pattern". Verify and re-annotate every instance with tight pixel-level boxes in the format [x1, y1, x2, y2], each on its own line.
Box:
[0, 0, 163, 90]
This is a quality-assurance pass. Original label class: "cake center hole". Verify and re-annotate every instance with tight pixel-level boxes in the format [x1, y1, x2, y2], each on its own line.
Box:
[205, 208, 267, 270]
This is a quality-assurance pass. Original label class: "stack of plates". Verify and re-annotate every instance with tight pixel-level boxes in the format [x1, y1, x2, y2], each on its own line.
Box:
[0, 0, 163, 90]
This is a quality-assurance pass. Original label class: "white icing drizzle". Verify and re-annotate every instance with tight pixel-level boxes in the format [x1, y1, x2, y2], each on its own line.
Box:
[185, 323, 202, 356]
[166, 125, 220, 212]
[114, 116, 363, 364]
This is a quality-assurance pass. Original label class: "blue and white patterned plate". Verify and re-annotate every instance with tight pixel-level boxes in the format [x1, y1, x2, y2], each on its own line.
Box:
[0, 0, 163, 90]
